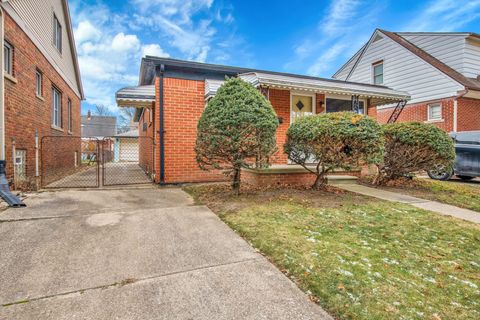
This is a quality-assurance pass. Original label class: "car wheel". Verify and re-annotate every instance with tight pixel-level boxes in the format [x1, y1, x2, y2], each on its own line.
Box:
[457, 175, 475, 181]
[427, 166, 453, 181]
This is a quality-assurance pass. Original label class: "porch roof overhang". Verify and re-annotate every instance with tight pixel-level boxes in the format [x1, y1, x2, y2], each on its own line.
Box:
[116, 85, 155, 108]
[205, 73, 410, 105]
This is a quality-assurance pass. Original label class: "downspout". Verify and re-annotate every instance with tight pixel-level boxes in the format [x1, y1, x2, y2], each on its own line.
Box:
[157, 64, 165, 184]
[0, 6, 24, 207]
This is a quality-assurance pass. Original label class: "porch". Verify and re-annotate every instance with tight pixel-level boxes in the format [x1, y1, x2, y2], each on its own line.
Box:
[241, 165, 361, 188]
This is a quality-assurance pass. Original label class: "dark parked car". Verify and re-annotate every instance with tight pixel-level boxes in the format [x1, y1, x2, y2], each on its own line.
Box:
[428, 131, 480, 181]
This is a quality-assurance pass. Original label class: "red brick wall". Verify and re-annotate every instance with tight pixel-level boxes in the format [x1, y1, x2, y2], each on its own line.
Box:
[161, 77, 226, 183]
[269, 89, 290, 164]
[377, 98, 455, 132]
[3, 13, 81, 188]
[242, 169, 360, 188]
[457, 97, 480, 131]
[138, 104, 155, 178]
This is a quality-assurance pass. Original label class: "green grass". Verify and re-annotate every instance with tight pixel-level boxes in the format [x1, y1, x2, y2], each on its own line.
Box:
[186, 184, 480, 320]
[381, 179, 480, 212]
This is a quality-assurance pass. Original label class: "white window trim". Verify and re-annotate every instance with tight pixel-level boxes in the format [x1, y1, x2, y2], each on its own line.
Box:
[4, 41, 13, 76]
[290, 91, 316, 124]
[67, 98, 72, 133]
[324, 93, 367, 115]
[427, 103, 443, 122]
[53, 14, 62, 53]
[35, 70, 43, 97]
[372, 61, 384, 85]
[52, 87, 62, 128]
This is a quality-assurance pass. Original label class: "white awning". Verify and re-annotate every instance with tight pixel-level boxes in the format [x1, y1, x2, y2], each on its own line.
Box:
[116, 85, 155, 108]
[206, 73, 410, 105]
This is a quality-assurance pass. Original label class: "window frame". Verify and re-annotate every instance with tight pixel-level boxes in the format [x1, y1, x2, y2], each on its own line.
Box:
[4, 41, 13, 76]
[67, 98, 72, 132]
[51, 86, 62, 128]
[324, 94, 367, 115]
[427, 103, 442, 121]
[53, 14, 62, 53]
[35, 69, 43, 97]
[372, 61, 384, 85]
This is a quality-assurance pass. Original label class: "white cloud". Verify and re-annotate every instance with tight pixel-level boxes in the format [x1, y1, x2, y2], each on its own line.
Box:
[141, 44, 170, 58]
[286, 0, 381, 77]
[74, 20, 102, 44]
[402, 0, 480, 31]
[320, 0, 361, 35]
[70, 0, 244, 114]
[307, 43, 347, 76]
[111, 32, 140, 52]
[131, 0, 217, 61]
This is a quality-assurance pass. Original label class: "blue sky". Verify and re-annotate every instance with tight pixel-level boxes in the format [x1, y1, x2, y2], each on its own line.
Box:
[70, 0, 480, 115]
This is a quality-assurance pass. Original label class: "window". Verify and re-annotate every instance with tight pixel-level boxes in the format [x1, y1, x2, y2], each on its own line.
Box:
[52, 87, 62, 127]
[53, 14, 62, 52]
[67, 98, 72, 132]
[35, 70, 43, 96]
[4, 41, 13, 75]
[326, 98, 365, 114]
[428, 103, 442, 121]
[373, 61, 383, 85]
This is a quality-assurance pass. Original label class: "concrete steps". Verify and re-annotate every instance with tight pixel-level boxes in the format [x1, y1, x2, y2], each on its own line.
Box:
[326, 175, 358, 185]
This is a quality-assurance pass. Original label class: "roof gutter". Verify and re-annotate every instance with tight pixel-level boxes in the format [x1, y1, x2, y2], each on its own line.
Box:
[0, 5, 24, 207]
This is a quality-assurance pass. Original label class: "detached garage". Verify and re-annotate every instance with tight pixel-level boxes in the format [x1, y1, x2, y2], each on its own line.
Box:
[114, 130, 139, 162]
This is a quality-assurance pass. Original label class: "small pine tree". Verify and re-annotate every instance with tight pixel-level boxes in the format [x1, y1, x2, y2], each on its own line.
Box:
[195, 78, 279, 194]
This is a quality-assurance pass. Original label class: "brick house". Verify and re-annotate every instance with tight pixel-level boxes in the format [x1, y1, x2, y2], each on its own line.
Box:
[0, 0, 84, 189]
[333, 29, 480, 132]
[116, 57, 408, 185]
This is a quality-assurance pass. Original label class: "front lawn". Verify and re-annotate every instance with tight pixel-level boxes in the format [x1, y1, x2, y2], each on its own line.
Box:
[185, 184, 480, 320]
[374, 179, 480, 213]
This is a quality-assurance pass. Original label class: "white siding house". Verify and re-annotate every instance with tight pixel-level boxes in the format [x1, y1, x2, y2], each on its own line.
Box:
[2, 0, 83, 98]
[333, 29, 480, 132]
[334, 30, 471, 105]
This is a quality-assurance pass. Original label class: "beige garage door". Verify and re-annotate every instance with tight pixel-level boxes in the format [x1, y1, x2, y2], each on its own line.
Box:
[119, 139, 139, 162]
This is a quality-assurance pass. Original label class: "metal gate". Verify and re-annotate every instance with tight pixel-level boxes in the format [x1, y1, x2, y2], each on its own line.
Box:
[101, 136, 155, 186]
[41, 136, 154, 188]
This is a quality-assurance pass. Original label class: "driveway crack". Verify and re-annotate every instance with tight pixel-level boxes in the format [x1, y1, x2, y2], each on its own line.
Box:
[2, 257, 262, 307]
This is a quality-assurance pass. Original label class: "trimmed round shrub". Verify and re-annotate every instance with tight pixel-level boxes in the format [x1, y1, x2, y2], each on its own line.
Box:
[284, 112, 384, 189]
[378, 122, 455, 183]
[195, 77, 279, 194]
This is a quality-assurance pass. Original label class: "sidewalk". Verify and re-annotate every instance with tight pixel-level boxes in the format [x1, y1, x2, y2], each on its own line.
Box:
[337, 184, 480, 224]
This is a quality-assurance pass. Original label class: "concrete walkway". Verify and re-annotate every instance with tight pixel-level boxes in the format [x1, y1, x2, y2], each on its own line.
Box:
[0, 187, 331, 320]
[337, 184, 480, 224]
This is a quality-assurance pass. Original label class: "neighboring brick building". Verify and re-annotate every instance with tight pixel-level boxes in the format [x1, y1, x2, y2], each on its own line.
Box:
[1, 0, 84, 189]
[333, 29, 480, 132]
[116, 57, 408, 185]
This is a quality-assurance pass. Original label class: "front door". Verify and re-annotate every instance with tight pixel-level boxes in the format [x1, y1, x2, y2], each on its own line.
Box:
[290, 93, 316, 163]
[291, 94, 315, 123]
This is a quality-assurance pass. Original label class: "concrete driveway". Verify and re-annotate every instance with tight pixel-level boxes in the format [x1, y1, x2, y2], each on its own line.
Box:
[0, 187, 331, 320]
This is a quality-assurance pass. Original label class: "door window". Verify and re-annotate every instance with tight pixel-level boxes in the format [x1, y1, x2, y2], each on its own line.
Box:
[291, 94, 314, 123]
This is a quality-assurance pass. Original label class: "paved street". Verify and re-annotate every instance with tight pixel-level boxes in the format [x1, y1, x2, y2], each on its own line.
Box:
[0, 187, 331, 320]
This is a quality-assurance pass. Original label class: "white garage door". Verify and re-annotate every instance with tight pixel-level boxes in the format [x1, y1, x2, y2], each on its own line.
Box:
[119, 139, 139, 162]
